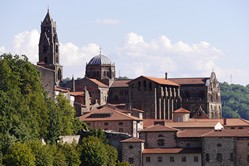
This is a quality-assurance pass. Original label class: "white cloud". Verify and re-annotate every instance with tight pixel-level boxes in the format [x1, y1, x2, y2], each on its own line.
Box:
[4, 30, 249, 85]
[116, 32, 223, 79]
[95, 18, 121, 25]
[12, 29, 39, 63]
[0, 46, 5, 54]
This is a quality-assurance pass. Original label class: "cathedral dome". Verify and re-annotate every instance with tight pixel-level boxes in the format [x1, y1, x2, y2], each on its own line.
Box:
[88, 54, 112, 65]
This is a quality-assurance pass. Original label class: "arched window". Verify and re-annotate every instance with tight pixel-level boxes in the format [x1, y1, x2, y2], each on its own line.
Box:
[138, 81, 141, 91]
[143, 80, 146, 90]
[44, 56, 48, 64]
[57, 69, 62, 82]
[157, 134, 165, 146]
[149, 82, 152, 91]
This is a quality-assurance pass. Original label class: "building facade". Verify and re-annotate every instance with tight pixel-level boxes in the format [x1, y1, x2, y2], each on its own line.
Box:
[37, 9, 63, 85]
[128, 76, 181, 119]
[169, 72, 222, 119]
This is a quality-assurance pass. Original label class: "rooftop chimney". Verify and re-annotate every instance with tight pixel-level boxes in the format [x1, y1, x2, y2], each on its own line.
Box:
[165, 72, 168, 80]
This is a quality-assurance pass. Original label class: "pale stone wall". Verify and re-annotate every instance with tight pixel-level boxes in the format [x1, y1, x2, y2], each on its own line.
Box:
[202, 137, 235, 166]
[143, 153, 201, 166]
[140, 132, 177, 148]
[122, 142, 143, 166]
[236, 139, 249, 166]
[59, 135, 80, 144]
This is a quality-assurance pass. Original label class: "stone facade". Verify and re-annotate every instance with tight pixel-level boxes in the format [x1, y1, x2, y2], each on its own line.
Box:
[235, 139, 249, 166]
[202, 137, 235, 166]
[35, 65, 55, 98]
[169, 72, 222, 119]
[140, 131, 177, 148]
[121, 138, 144, 166]
[37, 9, 63, 85]
[85, 54, 115, 87]
[142, 153, 201, 166]
[129, 76, 181, 119]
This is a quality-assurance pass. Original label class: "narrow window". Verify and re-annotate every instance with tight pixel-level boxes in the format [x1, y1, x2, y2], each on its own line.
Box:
[118, 122, 123, 126]
[138, 81, 141, 91]
[158, 156, 162, 162]
[143, 80, 146, 91]
[230, 153, 234, 161]
[149, 82, 152, 91]
[129, 145, 133, 149]
[128, 158, 134, 164]
[247, 155, 249, 163]
[206, 153, 210, 162]
[146, 157, 150, 162]
[182, 156, 186, 162]
[217, 153, 222, 162]
[170, 156, 174, 162]
[104, 122, 108, 126]
[194, 156, 199, 162]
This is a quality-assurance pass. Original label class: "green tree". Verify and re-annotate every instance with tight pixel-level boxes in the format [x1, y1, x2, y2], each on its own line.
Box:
[59, 143, 81, 166]
[3, 142, 36, 166]
[45, 94, 79, 144]
[79, 136, 109, 166]
[27, 140, 53, 166]
[117, 161, 131, 166]
[105, 144, 118, 166]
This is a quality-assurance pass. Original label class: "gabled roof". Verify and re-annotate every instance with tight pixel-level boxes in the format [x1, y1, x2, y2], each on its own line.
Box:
[121, 137, 144, 143]
[79, 105, 142, 121]
[54, 86, 69, 93]
[174, 108, 190, 113]
[89, 78, 108, 88]
[111, 80, 130, 88]
[130, 76, 179, 86]
[168, 77, 209, 85]
[143, 148, 201, 154]
[140, 124, 178, 132]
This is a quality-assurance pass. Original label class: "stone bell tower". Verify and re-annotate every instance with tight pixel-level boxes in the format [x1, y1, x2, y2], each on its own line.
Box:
[37, 9, 63, 85]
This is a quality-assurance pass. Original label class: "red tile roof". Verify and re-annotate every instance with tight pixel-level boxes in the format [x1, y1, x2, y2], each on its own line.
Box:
[69, 91, 84, 96]
[174, 108, 190, 113]
[54, 86, 69, 93]
[143, 118, 249, 129]
[121, 137, 144, 143]
[140, 124, 178, 132]
[143, 76, 180, 86]
[79, 105, 142, 121]
[89, 78, 108, 87]
[143, 148, 201, 154]
[111, 80, 130, 87]
[168, 77, 208, 85]
[177, 128, 249, 138]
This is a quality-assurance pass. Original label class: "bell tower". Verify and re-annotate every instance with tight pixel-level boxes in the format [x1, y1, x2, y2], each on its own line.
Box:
[37, 9, 63, 85]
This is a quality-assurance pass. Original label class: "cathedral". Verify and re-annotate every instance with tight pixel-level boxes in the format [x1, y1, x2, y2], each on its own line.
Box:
[37, 10, 222, 119]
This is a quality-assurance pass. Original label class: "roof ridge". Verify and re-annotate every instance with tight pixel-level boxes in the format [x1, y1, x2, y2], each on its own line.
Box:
[111, 108, 141, 120]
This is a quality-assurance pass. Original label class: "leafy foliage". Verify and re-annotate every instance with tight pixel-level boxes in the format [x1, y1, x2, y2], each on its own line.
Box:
[221, 82, 249, 119]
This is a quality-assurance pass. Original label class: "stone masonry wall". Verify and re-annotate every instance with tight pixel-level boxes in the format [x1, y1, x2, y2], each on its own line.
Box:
[140, 131, 177, 148]
[236, 138, 249, 166]
[122, 142, 143, 166]
[202, 137, 235, 166]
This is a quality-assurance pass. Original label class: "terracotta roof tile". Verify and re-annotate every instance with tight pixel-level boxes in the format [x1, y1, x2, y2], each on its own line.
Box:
[143, 148, 201, 154]
[89, 78, 108, 87]
[69, 91, 84, 96]
[54, 86, 69, 93]
[111, 80, 130, 87]
[174, 108, 190, 113]
[140, 124, 178, 132]
[168, 77, 208, 85]
[120, 137, 145, 143]
[143, 76, 180, 86]
[202, 129, 249, 137]
[177, 129, 213, 138]
[79, 105, 142, 121]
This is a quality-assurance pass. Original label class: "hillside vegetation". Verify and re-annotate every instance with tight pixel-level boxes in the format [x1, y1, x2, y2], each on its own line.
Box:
[220, 82, 249, 120]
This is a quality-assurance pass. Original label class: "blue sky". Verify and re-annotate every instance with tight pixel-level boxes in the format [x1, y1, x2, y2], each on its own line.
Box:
[0, 0, 249, 85]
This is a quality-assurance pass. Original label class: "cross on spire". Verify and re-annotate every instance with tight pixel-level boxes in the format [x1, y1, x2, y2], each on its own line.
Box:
[99, 45, 102, 55]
